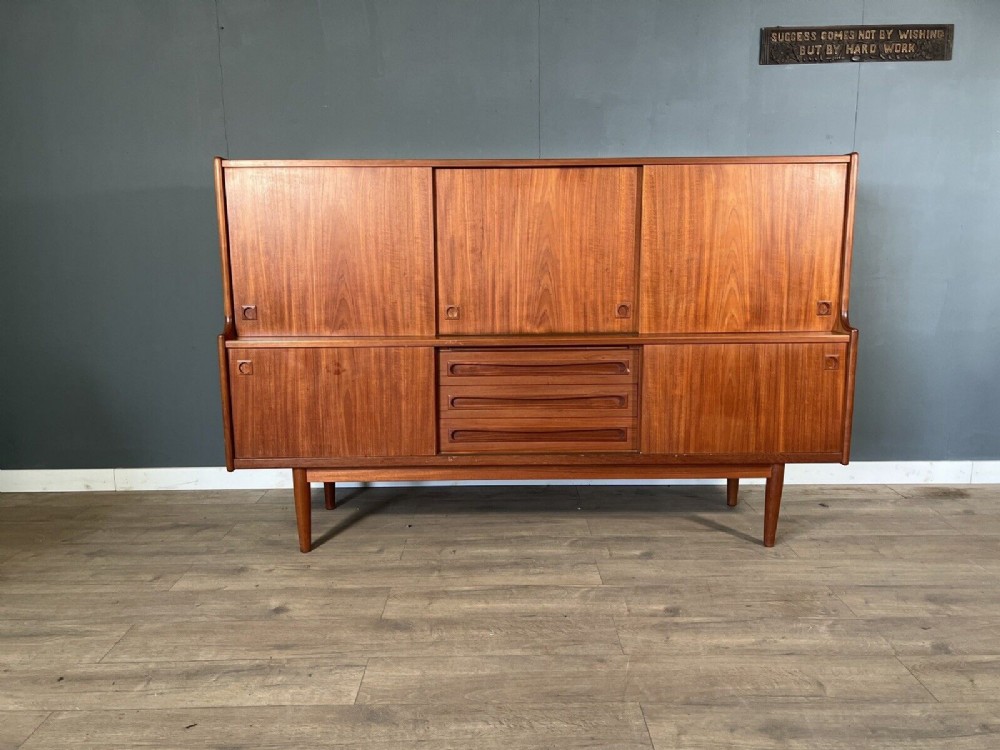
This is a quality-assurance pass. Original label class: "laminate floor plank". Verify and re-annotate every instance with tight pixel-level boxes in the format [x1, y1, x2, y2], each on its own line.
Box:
[0, 586, 390, 622]
[2, 489, 270, 507]
[615, 616, 894, 656]
[371, 515, 595, 539]
[602, 535, 798, 559]
[900, 656, 1000, 703]
[597, 558, 995, 586]
[172, 559, 604, 590]
[0, 710, 50, 750]
[641, 702, 1000, 749]
[587, 515, 764, 540]
[382, 585, 630, 618]
[831, 585, 1000, 618]
[0, 559, 191, 588]
[101, 616, 624, 662]
[871, 617, 1000, 656]
[0, 521, 105, 546]
[0, 659, 366, 710]
[623, 655, 933, 703]
[621, 582, 856, 618]
[357, 655, 629, 704]
[223, 522, 409, 556]
[69, 521, 237, 544]
[772, 508, 962, 539]
[890, 485, 1000, 501]
[0, 621, 132, 668]
[68, 504, 289, 526]
[788, 535, 1000, 561]
[11, 540, 405, 564]
[399, 536, 611, 560]
[738, 483, 907, 507]
[18, 704, 653, 749]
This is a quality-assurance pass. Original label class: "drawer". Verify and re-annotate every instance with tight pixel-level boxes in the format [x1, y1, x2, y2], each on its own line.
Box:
[439, 348, 639, 385]
[440, 417, 638, 453]
[440, 384, 638, 419]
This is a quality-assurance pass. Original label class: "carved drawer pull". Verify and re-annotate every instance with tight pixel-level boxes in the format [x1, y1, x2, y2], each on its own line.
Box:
[450, 394, 627, 409]
[241, 304, 257, 320]
[449, 428, 628, 443]
[817, 300, 832, 316]
[448, 361, 630, 377]
[237, 360, 253, 375]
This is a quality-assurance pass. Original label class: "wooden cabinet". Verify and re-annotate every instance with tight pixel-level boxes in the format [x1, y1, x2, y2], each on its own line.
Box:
[215, 155, 859, 552]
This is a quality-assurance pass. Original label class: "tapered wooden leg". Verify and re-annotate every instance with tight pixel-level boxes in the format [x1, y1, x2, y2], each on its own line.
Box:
[726, 478, 739, 507]
[763, 463, 785, 547]
[324, 481, 336, 510]
[292, 468, 312, 553]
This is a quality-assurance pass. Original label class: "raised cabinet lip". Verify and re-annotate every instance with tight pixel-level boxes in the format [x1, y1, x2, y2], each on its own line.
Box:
[223, 331, 853, 348]
[219, 154, 857, 168]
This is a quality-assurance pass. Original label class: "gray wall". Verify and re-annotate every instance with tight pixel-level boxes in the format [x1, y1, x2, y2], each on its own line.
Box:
[2, 0, 997, 468]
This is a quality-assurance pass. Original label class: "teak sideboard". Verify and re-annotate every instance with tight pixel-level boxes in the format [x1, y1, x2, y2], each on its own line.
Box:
[214, 155, 859, 552]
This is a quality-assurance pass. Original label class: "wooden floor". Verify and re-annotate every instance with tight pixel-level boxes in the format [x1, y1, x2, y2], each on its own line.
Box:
[2, 483, 1000, 748]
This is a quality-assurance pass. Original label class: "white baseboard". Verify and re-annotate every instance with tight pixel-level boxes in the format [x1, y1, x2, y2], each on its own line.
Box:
[1, 461, 997, 492]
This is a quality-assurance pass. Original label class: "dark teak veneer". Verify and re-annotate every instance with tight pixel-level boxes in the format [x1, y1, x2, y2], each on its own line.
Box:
[215, 155, 860, 552]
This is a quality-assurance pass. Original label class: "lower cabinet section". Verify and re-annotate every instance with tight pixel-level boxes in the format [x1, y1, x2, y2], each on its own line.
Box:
[641, 342, 849, 455]
[228, 347, 435, 458]
[226, 341, 850, 461]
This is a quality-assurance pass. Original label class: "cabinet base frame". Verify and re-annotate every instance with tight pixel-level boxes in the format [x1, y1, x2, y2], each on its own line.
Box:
[288, 463, 786, 553]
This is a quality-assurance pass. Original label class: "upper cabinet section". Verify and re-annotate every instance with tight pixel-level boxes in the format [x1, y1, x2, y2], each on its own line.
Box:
[436, 167, 639, 335]
[224, 166, 435, 336]
[639, 163, 849, 333]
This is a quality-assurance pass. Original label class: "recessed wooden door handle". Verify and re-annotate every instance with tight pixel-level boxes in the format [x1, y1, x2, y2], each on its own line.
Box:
[616, 303, 631, 319]
[817, 300, 832, 316]
[241, 305, 257, 320]
[445, 305, 461, 320]
[237, 360, 253, 375]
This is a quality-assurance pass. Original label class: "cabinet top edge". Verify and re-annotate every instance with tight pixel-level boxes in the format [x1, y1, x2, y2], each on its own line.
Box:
[220, 155, 856, 168]
[225, 332, 854, 348]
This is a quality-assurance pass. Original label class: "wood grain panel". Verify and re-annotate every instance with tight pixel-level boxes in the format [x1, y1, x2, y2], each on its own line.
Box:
[225, 166, 434, 336]
[437, 167, 638, 334]
[439, 348, 638, 385]
[228, 347, 435, 458]
[640, 163, 848, 332]
[641, 343, 847, 455]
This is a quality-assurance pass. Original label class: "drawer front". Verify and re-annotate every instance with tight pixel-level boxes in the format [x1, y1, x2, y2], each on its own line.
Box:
[440, 418, 638, 453]
[439, 348, 638, 385]
[438, 348, 640, 454]
[440, 384, 638, 419]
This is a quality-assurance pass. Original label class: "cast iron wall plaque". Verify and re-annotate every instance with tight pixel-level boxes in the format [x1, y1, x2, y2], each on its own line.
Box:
[760, 25, 953, 64]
